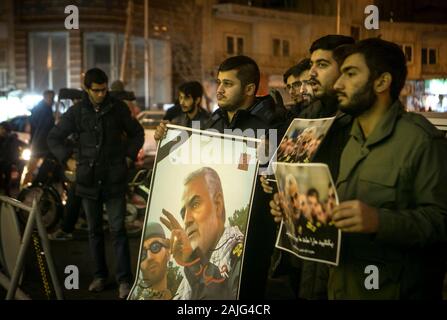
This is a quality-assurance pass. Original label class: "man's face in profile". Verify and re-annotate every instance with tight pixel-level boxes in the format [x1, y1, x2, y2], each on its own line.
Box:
[309, 49, 340, 98]
[179, 91, 198, 114]
[216, 70, 245, 112]
[181, 176, 224, 254]
[334, 53, 376, 117]
[44, 92, 55, 106]
[141, 237, 170, 285]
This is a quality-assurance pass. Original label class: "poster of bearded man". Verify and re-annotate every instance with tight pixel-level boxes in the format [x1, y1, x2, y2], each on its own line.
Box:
[129, 124, 260, 300]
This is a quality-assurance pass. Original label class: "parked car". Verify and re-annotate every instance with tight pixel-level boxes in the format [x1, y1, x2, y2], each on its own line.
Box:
[136, 110, 165, 165]
[6, 115, 30, 145]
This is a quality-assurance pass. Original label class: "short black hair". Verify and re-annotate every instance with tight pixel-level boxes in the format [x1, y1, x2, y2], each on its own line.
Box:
[332, 44, 355, 66]
[343, 38, 408, 101]
[307, 188, 320, 200]
[310, 35, 355, 54]
[178, 81, 204, 100]
[84, 68, 108, 89]
[43, 90, 55, 97]
[218, 55, 260, 94]
[283, 58, 311, 84]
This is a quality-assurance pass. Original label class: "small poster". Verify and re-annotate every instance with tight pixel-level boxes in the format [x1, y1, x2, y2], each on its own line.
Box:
[273, 162, 340, 265]
[129, 125, 260, 300]
[274, 117, 335, 165]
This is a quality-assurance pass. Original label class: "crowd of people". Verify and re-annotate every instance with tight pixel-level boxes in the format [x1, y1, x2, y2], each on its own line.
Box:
[3, 32, 446, 300]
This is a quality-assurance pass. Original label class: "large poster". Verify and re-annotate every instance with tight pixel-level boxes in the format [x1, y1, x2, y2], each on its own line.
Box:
[273, 163, 340, 265]
[129, 125, 260, 300]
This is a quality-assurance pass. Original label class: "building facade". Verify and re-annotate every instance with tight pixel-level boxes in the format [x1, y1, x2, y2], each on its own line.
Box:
[1, 0, 447, 111]
[204, 0, 447, 109]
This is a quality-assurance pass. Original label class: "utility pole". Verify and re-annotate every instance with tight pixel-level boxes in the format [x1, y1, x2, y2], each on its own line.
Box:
[144, 0, 150, 109]
[336, 0, 341, 34]
[120, 0, 134, 81]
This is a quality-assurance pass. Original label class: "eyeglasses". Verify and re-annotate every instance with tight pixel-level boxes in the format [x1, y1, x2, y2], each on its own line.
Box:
[286, 80, 311, 91]
[141, 241, 169, 260]
[285, 81, 302, 91]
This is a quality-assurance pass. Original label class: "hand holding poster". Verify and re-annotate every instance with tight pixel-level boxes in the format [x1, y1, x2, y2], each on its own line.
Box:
[129, 125, 260, 300]
[273, 163, 341, 265]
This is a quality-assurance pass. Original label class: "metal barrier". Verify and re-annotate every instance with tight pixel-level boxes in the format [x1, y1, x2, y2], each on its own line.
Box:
[0, 195, 63, 300]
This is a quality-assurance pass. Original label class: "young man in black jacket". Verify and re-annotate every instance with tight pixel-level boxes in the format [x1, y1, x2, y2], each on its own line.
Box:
[155, 56, 286, 299]
[171, 81, 210, 129]
[265, 35, 355, 300]
[48, 68, 144, 299]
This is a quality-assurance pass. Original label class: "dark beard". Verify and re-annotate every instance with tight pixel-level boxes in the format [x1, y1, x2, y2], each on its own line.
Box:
[219, 87, 246, 112]
[320, 91, 339, 117]
[183, 105, 196, 115]
[338, 79, 376, 117]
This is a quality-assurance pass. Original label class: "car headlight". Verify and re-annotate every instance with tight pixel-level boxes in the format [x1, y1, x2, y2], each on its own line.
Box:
[21, 148, 31, 161]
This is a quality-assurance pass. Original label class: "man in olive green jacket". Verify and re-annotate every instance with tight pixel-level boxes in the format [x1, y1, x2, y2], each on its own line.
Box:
[331, 38, 447, 299]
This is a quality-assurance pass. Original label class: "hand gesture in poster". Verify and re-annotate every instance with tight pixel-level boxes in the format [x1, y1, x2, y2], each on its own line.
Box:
[160, 208, 194, 265]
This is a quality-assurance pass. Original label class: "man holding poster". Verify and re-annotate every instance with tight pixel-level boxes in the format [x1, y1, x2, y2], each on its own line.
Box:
[155, 55, 287, 299]
[330, 38, 447, 299]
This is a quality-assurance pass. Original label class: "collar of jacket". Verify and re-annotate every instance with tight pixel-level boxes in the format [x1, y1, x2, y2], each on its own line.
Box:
[208, 95, 279, 128]
[80, 91, 114, 115]
[312, 95, 339, 117]
[191, 107, 209, 120]
[350, 99, 405, 148]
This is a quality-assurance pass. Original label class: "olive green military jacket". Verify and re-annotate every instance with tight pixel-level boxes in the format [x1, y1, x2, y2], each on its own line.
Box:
[329, 101, 447, 299]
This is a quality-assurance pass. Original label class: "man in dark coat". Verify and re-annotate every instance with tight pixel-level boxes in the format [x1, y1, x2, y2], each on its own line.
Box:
[171, 81, 210, 129]
[331, 38, 447, 299]
[267, 35, 355, 300]
[47, 68, 144, 299]
[22, 90, 55, 185]
[155, 56, 286, 299]
[0, 122, 23, 195]
[30, 90, 55, 158]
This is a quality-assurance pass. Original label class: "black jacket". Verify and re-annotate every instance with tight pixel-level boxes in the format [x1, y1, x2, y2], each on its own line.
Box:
[273, 98, 353, 300]
[206, 95, 286, 137]
[30, 100, 55, 158]
[205, 95, 287, 299]
[298, 95, 339, 119]
[47, 92, 144, 200]
[171, 107, 210, 130]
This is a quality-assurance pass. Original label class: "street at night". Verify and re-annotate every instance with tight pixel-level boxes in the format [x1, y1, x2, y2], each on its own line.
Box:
[1, 0, 447, 307]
